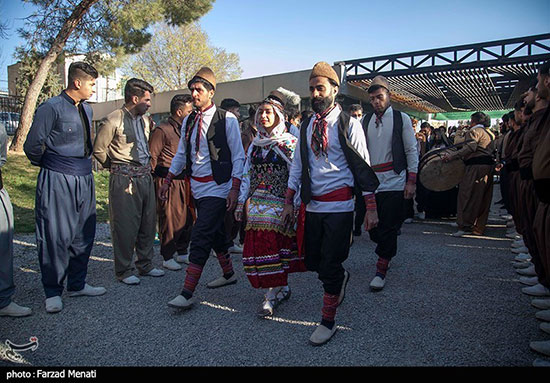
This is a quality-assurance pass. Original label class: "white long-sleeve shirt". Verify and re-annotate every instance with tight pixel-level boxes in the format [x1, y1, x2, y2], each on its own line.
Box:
[287, 105, 372, 213]
[365, 106, 418, 192]
[168, 105, 245, 200]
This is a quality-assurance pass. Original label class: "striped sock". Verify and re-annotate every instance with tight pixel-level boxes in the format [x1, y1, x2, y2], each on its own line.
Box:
[181, 263, 204, 299]
[215, 251, 234, 279]
[321, 293, 339, 329]
[376, 257, 390, 279]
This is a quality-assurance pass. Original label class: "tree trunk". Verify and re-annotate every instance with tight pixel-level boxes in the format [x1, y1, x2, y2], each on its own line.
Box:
[10, 0, 100, 152]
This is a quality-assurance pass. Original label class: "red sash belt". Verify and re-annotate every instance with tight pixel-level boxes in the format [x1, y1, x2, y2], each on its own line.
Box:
[191, 175, 214, 183]
[372, 161, 394, 173]
[311, 186, 353, 202]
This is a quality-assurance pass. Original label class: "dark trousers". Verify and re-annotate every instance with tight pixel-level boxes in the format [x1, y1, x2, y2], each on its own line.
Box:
[403, 198, 414, 220]
[189, 197, 232, 267]
[368, 191, 404, 261]
[499, 167, 512, 214]
[0, 188, 15, 308]
[35, 169, 96, 298]
[354, 190, 366, 233]
[304, 211, 353, 295]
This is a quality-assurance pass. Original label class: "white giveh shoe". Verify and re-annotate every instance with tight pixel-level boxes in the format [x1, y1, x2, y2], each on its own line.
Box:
[45, 296, 63, 314]
[144, 268, 165, 277]
[121, 275, 141, 285]
[163, 259, 183, 271]
[369, 276, 385, 291]
[67, 283, 107, 297]
[0, 302, 32, 317]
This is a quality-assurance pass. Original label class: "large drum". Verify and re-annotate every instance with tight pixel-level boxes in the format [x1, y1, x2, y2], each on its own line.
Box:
[418, 148, 465, 192]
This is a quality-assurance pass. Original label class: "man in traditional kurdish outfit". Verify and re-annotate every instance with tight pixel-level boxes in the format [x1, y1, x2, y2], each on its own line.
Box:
[282, 62, 379, 346]
[362, 76, 419, 291]
[236, 90, 305, 317]
[160, 67, 245, 310]
[93, 78, 165, 285]
[0, 122, 32, 317]
[24, 62, 106, 313]
[442, 112, 496, 237]
[149, 94, 194, 271]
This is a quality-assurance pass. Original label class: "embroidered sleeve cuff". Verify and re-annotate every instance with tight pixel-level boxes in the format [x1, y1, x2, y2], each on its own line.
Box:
[231, 177, 241, 190]
[407, 172, 417, 185]
[285, 188, 296, 205]
[364, 194, 377, 211]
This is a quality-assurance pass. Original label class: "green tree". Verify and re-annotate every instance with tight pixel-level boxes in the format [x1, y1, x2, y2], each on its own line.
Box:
[10, 0, 215, 152]
[123, 22, 242, 92]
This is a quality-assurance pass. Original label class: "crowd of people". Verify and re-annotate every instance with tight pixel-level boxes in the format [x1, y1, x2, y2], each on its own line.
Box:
[0, 59, 548, 354]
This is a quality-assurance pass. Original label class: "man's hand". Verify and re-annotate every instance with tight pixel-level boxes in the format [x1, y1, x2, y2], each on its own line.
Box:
[158, 183, 170, 201]
[364, 209, 379, 231]
[226, 188, 239, 211]
[495, 162, 504, 172]
[281, 203, 295, 231]
[404, 182, 416, 200]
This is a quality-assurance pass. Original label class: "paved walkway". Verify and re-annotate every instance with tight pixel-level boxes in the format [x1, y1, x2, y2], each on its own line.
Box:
[1, 186, 548, 366]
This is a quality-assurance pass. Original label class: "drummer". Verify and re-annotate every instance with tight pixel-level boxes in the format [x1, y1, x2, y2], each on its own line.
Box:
[442, 112, 496, 237]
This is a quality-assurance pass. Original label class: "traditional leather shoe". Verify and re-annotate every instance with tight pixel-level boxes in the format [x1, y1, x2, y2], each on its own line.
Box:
[536, 310, 550, 322]
[338, 270, 350, 306]
[229, 244, 243, 254]
[512, 261, 531, 269]
[45, 296, 63, 314]
[532, 299, 550, 310]
[512, 239, 525, 248]
[530, 340, 550, 357]
[143, 268, 165, 277]
[163, 259, 183, 271]
[121, 275, 141, 285]
[370, 276, 385, 291]
[451, 230, 468, 237]
[540, 322, 550, 335]
[0, 302, 32, 317]
[67, 284, 106, 297]
[522, 284, 550, 297]
[512, 246, 529, 254]
[517, 264, 537, 276]
[519, 276, 539, 286]
[167, 295, 195, 309]
[206, 273, 237, 289]
[403, 218, 413, 224]
[514, 253, 531, 262]
[309, 324, 337, 346]
[533, 358, 550, 367]
[506, 232, 521, 240]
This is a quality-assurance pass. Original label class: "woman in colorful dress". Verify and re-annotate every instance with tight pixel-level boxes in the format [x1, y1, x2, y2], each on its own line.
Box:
[235, 90, 305, 317]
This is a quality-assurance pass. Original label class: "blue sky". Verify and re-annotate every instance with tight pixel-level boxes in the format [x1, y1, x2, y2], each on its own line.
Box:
[1, 0, 549, 90]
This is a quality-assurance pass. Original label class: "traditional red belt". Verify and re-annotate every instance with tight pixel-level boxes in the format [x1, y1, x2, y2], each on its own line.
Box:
[372, 161, 394, 173]
[311, 186, 353, 202]
[191, 175, 214, 183]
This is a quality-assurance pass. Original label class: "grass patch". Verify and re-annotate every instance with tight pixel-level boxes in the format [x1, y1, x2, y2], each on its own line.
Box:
[3, 152, 110, 233]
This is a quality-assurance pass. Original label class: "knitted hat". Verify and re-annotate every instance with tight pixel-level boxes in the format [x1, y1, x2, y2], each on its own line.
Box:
[188, 67, 216, 90]
[367, 75, 390, 93]
[309, 61, 340, 86]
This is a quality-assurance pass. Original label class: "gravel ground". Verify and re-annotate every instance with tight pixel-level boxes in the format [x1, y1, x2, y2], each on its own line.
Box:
[1, 185, 549, 367]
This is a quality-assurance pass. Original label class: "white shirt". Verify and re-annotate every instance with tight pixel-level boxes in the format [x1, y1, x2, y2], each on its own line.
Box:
[365, 106, 418, 192]
[288, 105, 373, 213]
[168, 105, 245, 200]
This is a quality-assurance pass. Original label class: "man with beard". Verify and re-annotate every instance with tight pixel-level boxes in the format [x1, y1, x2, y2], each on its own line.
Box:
[149, 94, 194, 270]
[530, 60, 550, 359]
[93, 78, 165, 285]
[24, 62, 105, 313]
[443, 112, 495, 237]
[161, 67, 245, 311]
[282, 62, 379, 346]
[362, 76, 418, 291]
[516, 78, 550, 297]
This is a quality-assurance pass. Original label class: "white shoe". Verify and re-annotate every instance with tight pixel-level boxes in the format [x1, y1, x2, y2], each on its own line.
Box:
[517, 264, 537, 276]
[417, 212, 425, 220]
[530, 340, 550, 357]
[512, 246, 529, 254]
[522, 284, 550, 297]
[175, 254, 190, 264]
[0, 302, 32, 317]
[519, 276, 539, 286]
[206, 273, 237, 289]
[309, 324, 337, 346]
[167, 295, 195, 309]
[536, 310, 550, 322]
[143, 268, 165, 277]
[533, 358, 550, 367]
[45, 296, 63, 314]
[163, 259, 182, 271]
[501, 214, 513, 220]
[450, 222, 458, 228]
[404, 218, 413, 224]
[506, 231, 521, 239]
[541, 322, 550, 335]
[514, 253, 532, 262]
[67, 283, 106, 297]
[506, 220, 515, 228]
[532, 299, 550, 310]
[370, 276, 386, 291]
[229, 244, 243, 254]
[121, 275, 141, 285]
[512, 261, 532, 269]
[512, 239, 525, 248]
[452, 230, 467, 237]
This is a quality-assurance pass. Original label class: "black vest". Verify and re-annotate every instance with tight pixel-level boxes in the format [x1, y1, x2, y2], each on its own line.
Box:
[185, 108, 233, 185]
[300, 111, 380, 204]
[363, 109, 407, 175]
